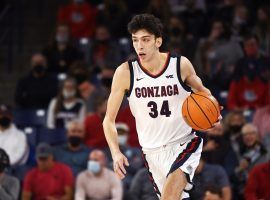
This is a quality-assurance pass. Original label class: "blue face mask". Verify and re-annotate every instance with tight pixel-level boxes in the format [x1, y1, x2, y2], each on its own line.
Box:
[87, 160, 101, 174]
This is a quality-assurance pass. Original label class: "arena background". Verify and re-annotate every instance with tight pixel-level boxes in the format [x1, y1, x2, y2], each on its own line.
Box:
[0, 0, 270, 199]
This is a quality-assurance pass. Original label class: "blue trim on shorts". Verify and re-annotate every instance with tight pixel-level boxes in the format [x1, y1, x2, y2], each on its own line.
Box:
[167, 136, 202, 177]
[141, 153, 161, 197]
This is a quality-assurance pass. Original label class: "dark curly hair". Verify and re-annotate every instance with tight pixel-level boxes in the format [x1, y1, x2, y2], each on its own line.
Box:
[127, 14, 163, 38]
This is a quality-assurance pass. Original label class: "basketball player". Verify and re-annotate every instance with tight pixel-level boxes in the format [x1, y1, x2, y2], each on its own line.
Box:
[103, 14, 219, 200]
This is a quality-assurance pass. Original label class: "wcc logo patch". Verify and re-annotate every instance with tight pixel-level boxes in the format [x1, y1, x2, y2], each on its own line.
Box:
[166, 75, 174, 79]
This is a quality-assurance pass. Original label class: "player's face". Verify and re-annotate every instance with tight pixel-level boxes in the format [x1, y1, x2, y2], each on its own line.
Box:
[132, 29, 162, 62]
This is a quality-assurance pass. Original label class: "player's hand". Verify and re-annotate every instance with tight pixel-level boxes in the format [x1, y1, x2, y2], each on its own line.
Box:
[205, 106, 223, 132]
[112, 151, 129, 179]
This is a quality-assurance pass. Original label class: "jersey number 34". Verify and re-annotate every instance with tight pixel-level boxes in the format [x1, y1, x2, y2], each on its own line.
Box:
[147, 100, 171, 118]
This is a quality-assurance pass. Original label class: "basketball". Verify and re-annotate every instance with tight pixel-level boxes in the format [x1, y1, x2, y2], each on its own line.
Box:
[182, 92, 220, 131]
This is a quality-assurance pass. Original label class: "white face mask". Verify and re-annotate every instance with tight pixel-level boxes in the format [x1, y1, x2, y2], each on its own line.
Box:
[87, 160, 101, 174]
[62, 90, 75, 99]
[118, 135, 128, 146]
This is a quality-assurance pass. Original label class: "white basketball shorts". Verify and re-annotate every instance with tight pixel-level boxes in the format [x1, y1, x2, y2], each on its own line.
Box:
[142, 135, 203, 200]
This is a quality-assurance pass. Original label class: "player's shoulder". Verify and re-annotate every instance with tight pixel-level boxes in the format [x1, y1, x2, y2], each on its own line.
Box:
[180, 56, 191, 66]
[114, 62, 130, 80]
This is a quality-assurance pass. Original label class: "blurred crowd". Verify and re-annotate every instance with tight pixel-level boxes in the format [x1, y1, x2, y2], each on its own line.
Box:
[1, 0, 270, 199]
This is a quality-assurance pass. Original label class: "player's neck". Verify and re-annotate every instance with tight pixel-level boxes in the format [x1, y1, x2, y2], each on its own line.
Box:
[140, 52, 168, 74]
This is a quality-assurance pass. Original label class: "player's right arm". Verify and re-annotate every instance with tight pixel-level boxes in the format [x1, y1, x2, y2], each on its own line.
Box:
[103, 62, 130, 179]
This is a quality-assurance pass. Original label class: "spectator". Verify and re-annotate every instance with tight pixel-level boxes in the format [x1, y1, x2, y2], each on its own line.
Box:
[75, 149, 123, 200]
[231, 5, 251, 40]
[180, 0, 207, 38]
[190, 155, 232, 200]
[0, 104, 29, 166]
[202, 123, 238, 177]
[128, 168, 159, 200]
[15, 53, 58, 109]
[54, 120, 91, 176]
[116, 106, 140, 147]
[253, 85, 270, 139]
[43, 23, 83, 74]
[223, 110, 246, 165]
[47, 77, 86, 129]
[86, 66, 114, 113]
[166, 15, 198, 60]
[227, 34, 270, 110]
[203, 186, 223, 200]
[194, 19, 243, 90]
[96, 0, 129, 38]
[57, 0, 98, 39]
[84, 94, 108, 148]
[253, 7, 270, 55]
[68, 61, 93, 86]
[244, 160, 270, 200]
[232, 123, 269, 199]
[68, 61, 97, 112]
[107, 123, 143, 190]
[90, 25, 122, 70]
[22, 143, 74, 200]
[147, 0, 171, 25]
[0, 148, 20, 200]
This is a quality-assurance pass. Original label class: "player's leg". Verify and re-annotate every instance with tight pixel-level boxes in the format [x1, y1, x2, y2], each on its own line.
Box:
[161, 136, 203, 200]
[160, 168, 187, 200]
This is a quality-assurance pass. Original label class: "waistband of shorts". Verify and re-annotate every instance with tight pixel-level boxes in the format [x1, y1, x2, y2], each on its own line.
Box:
[142, 132, 196, 154]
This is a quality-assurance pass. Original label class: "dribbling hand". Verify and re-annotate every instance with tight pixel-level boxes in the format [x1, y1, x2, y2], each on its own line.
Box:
[112, 151, 129, 179]
[205, 106, 223, 132]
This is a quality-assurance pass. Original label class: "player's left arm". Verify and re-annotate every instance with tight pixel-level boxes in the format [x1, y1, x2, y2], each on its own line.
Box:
[181, 56, 222, 125]
[180, 56, 211, 94]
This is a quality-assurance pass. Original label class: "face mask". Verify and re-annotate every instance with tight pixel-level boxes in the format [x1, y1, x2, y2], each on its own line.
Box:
[68, 136, 82, 147]
[87, 160, 101, 174]
[0, 117, 11, 128]
[101, 78, 113, 88]
[118, 135, 128, 146]
[230, 125, 242, 133]
[62, 90, 76, 99]
[33, 65, 46, 75]
[55, 34, 69, 44]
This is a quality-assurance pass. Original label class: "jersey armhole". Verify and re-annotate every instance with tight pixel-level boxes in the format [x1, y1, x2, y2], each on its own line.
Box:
[176, 56, 192, 92]
[125, 61, 134, 97]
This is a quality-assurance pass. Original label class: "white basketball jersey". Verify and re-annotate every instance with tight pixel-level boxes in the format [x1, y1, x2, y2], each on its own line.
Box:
[127, 53, 193, 149]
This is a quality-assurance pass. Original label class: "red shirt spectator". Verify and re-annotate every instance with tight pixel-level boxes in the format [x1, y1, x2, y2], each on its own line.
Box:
[117, 106, 140, 147]
[84, 94, 108, 148]
[84, 113, 108, 148]
[244, 161, 270, 200]
[227, 77, 268, 110]
[23, 162, 74, 200]
[58, 0, 97, 39]
[22, 143, 74, 200]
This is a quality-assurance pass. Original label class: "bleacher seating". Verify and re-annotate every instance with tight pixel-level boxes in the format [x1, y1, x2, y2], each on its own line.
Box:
[13, 109, 47, 128]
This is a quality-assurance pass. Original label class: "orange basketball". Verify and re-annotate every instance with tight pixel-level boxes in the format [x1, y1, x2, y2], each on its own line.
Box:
[182, 92, 220, 131]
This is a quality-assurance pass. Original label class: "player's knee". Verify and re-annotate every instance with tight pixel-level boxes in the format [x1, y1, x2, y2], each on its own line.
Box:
[168, 168, 187, 185]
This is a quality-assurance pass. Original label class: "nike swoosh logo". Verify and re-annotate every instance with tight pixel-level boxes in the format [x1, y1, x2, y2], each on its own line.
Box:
[136, 77, 144, 81]
[180, 142, 187, 146]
